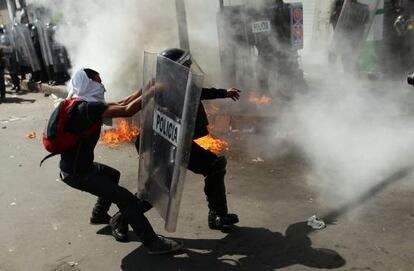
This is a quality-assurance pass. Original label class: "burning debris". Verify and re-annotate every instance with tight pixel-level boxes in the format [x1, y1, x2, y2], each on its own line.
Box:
[100, 118, 139, 146]
[194, 134, 229, 154]
[248, 94, 272, 105]
[25, 131, 37, 139]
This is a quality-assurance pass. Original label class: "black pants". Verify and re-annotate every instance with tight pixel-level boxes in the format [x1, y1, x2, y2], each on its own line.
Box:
[135, 137, 228, 214]
[10, 73, 19, 90]
[61, 162, 157, 246]
[187, 142, 217, 176]
[188, 142, 228, 214]
[0, 68, 5, 98]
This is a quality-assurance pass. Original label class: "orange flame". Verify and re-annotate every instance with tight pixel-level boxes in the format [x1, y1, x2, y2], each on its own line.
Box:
[248, 95, 272, 105]
[100, 119, 139, 146]
[194, 134, 229, 154]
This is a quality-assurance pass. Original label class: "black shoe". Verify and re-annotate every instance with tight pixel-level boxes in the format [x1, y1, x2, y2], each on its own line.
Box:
[109, 212, 129, 242]
[208, 212, 239, 230]
[147, 235, 183, 255]
[90, 212, 111, 225]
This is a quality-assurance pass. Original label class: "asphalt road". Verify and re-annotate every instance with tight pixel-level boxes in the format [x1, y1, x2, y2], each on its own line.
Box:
[0, 89, 413, 271]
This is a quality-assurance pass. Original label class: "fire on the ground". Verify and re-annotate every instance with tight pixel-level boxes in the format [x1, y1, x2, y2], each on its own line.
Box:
[100, 118, 228, 154]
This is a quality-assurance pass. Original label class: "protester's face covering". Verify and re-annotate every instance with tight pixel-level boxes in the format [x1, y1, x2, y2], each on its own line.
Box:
[68, 69, 106, 103]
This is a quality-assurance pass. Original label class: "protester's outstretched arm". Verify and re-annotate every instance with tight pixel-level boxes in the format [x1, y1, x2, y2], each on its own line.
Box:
[103, 95, 142, 118]
[108, 79, 157, 106]
[107, 89, 143, 106]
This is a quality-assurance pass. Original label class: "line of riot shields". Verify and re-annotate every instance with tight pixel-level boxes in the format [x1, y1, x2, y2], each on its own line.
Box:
[0, 18, 70, 87]
[216, 0, 307, 99]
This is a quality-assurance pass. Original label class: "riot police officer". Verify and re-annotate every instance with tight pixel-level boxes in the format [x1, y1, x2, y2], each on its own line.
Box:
[329, 0, 370, 74]
[0, 47, 5, 101]
[330, 0, 345, 29]
[249, 0, 307, 98]
[0, 25, 21, 92]
[383, 0, 414, 77]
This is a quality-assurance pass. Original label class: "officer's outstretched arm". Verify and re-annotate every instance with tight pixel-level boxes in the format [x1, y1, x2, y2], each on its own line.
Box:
[226, 87, 241, 101]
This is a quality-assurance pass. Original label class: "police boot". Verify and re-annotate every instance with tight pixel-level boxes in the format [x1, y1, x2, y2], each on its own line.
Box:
[208, 211, 239, 230]
[204, 156, 239, 230]
[109, 211, 129, 242]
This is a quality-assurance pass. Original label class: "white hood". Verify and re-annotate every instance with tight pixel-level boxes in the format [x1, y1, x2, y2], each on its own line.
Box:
[67, 69, 106, 103]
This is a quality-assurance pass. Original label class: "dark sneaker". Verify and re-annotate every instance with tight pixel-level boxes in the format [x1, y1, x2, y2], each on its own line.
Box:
[208, 213, 239, 230]
[90, 212, 111, 225]
[109, 212, 129, 242]
[147, 235, 183, 255]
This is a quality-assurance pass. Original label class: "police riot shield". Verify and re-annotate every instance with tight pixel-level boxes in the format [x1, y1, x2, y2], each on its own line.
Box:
[330, 0, 381, 72]
[33, 20, 54, 67]
[0, 29, 16, 74]
[138, 52, 203, 232]
[248, 2, 304, 50]
[51, 41, 70, 73]
[11, 22, 40, 72]
[47, 24, 70, 74]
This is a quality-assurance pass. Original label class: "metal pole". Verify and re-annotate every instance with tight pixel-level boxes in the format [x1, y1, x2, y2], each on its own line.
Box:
[219, 0, 224, 9]
[175, 0, 190, 51]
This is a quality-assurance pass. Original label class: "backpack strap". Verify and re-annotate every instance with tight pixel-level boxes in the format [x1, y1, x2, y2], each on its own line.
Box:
[39, 153, 59, 167]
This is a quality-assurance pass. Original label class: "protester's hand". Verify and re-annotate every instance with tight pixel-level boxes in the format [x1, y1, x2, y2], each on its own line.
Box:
[227, 87, 241, 101]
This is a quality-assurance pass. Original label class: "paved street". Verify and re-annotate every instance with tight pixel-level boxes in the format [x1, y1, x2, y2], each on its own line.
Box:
[0, 89, 413, 271]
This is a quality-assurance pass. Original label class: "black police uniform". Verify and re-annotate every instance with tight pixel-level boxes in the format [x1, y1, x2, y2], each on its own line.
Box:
[189, 87, 231, 217]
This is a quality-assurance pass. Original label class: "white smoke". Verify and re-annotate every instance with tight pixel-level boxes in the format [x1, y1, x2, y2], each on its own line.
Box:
[282, 77, 414, 205]
[27, 0, 179, 99]
[272, 0, 414, 206]
[27, 0, 414, 208]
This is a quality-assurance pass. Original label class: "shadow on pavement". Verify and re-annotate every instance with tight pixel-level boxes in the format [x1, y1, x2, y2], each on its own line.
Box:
[322, 167, 412, 225]
[121, 223, 345, 271]
[1, 96, 36, 104]
[96, 225, 141, 242]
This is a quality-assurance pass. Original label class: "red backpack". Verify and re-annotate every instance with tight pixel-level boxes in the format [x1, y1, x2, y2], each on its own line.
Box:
[40, 98, 99, 166]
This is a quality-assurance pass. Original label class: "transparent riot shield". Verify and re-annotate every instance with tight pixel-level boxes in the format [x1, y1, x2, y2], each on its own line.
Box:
[11, 22, 40, 72]
[0, 29, 15, 74]
[138, 52, 203, 232]
[330, 0, 381, 72]
[33, 20, 54, 67]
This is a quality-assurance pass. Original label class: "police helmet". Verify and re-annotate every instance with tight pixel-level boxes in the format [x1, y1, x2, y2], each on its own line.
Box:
[159, 48, 192, 67]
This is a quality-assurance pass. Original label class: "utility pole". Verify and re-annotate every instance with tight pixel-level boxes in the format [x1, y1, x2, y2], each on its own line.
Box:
[175, 0, 190, 51]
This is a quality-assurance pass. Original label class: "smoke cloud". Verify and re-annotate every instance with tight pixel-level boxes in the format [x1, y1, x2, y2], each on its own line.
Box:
[272, 0, 414, 207]
[27, 0, 179, 99]
[27, 0, 414, 209]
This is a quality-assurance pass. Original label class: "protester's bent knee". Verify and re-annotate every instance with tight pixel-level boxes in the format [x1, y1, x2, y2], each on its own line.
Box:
[115, 187, 138, 210]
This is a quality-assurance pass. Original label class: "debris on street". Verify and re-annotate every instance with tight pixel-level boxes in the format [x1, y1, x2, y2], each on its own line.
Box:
[252, 157, 264, 162]
[307, 215, 326, 230]
[26, 131, 36, 139]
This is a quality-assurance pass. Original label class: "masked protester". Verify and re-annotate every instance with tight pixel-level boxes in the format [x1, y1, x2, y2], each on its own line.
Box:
[57, 68, 182, 255]
[110, 48, 241, 242]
